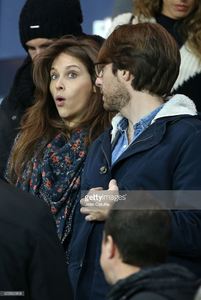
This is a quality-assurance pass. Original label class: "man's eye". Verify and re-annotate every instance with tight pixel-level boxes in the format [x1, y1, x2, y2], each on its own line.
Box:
[27, 46, 35, 51]
[40, 45, 50, 49]
[50, 73, 57, 80]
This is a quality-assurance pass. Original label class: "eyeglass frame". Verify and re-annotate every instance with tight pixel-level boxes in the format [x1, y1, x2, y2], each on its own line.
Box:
[94, 62, 109, 78]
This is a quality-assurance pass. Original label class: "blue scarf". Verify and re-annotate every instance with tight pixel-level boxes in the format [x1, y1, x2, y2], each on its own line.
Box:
[16, 129, 89, 243]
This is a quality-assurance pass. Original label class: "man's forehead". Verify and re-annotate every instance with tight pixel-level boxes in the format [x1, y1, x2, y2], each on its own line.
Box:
[26, 38, 53, 48]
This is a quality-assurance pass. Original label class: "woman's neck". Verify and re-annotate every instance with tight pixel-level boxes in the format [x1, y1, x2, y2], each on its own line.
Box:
[156, 13, 184, 47]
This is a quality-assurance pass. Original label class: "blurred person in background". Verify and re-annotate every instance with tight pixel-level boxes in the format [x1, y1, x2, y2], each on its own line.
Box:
[0, 179, 73, 300]
[112, 0, 133, 17]
[0, 109, 15, 175]
[108, 0, 201, 111]
[0, 0, 84, 179]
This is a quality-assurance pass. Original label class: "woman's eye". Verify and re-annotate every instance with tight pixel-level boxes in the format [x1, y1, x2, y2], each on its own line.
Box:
[50, 73, 57, 80]
[68, 72, 77, 79]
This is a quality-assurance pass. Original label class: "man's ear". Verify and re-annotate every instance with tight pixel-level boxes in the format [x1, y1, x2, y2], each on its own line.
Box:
[105, 235, 116, 259]
[119, 69, 133, 82]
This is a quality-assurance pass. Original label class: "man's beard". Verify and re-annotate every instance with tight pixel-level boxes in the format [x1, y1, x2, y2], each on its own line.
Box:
[103, 84, 130, 112]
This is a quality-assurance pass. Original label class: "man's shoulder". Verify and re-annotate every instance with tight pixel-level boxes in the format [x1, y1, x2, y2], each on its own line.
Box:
[170, 114, 201, 135]
[156, 114, 201, 134]
[130, 292, 166, 300]
[0, 180, 52, 232]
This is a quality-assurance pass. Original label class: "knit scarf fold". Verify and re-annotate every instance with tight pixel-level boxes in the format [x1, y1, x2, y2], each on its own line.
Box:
[16, 129, 89, 243]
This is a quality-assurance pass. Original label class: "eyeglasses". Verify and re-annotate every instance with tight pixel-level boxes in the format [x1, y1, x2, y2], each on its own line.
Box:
[94, 62, 108, 78]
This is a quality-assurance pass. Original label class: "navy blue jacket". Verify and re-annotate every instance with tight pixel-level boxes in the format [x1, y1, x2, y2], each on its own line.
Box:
[68, 113, 201, 300]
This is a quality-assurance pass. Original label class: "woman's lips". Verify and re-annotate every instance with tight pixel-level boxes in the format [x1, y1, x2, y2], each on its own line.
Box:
[174, 4, 189, 12]
[55, 96, 65, 107]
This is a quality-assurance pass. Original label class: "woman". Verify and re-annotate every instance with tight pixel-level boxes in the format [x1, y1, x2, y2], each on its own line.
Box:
[0, 0, 84, 179]
[108, 0, 201, 110]
[6, 36, 112, 245]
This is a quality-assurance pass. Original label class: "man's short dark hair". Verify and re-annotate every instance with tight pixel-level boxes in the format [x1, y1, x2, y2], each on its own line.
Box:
[98, 23, 181, 98]
[104, 191, 171, 267]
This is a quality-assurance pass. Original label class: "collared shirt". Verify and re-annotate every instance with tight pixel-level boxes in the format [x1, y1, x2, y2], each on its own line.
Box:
[112, 105, 163, 165]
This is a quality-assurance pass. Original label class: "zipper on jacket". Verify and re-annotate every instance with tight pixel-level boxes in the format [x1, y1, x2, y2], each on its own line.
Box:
[101, 145, 111, 171]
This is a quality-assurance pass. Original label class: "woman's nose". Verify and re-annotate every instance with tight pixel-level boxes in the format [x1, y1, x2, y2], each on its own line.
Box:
[55, 78, 65, 90]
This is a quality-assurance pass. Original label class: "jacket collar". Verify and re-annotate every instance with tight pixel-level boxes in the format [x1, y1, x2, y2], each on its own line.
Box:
[152, 94, 197, 123]
[111, 94, 197, 143]
[111, 121, 166, 167]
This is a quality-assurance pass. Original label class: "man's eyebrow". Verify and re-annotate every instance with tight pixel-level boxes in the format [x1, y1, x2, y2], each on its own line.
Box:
[39, 42, 53, 48]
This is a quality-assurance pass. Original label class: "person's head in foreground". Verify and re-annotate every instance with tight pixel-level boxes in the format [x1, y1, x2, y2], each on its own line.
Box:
[100, 192, 171, 284]
[101, 192, 198, 300]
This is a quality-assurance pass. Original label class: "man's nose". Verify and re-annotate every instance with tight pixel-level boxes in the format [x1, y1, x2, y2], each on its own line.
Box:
[36, 48, 44, 56]
[95, 76, 102, 87]
[32, 48, 44, 60]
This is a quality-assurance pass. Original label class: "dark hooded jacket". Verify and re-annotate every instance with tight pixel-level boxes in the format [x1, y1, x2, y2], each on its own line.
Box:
[108, 264, 198, 300]
[0, 56, 35, 178]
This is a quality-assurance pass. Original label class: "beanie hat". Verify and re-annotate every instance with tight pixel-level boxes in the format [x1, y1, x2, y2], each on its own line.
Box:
[19, 0, 84, 51]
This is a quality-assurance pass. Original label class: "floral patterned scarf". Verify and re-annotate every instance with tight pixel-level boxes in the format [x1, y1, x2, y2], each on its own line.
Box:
[16, 128, 89, 244]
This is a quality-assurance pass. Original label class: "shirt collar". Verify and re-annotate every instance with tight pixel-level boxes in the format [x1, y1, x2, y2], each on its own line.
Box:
[117, 104, 164, 132]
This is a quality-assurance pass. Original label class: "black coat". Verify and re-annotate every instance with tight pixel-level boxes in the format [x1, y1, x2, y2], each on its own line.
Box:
[107, 264, 198, 300]
[0, 108, 16, 179]
[0, 179, 73, 300]
[0, 56, 35, 179]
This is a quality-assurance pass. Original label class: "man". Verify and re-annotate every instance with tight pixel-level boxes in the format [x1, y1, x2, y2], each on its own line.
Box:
[101, 193, 198, 300]
[67, 23, 201, 300]
[0, 179, 73, 300]
[0, 0, 83, 178]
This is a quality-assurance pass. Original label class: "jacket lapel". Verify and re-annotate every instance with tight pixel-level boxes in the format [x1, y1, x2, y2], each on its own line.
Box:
[100, 116, 187, 169]
[100, 127, 112, 169]
[112, 120, 167, 167]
